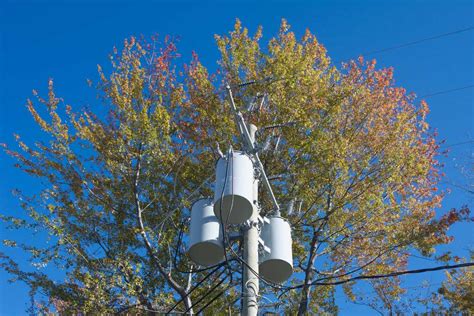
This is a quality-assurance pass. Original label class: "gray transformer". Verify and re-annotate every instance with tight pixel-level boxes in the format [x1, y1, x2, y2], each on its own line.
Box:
[188, 199, 225, 267]
[259, 216, 293, 284]
[213, 151, 255, 225]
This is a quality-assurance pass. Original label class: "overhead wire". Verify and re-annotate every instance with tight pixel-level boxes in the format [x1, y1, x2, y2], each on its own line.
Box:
[181, 270, 229, 314]
[169, 25, 474, 312]
[231, 25, 474, 99]
[166, 159, 237, 313]
[333, 281, 443, 302]
[187, 148, 237, 314]
[196, 288, 227, 314]
[305, 262, 474, 287]
[358, 26, 474, 57]
[219, 82, 474, 299]
[163, 166, 230, 313]
[418, 84, 474, 99]
[165, 265, 224, 314]
[184, 25, 473, 122]
[215, 81, 474, 302]
[442, 140, 474, 148]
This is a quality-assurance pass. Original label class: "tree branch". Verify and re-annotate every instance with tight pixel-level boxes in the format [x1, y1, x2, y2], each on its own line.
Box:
[133, 145, 193, 314]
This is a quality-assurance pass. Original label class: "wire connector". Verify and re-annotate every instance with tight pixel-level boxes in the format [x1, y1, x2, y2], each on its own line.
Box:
[241, 218, 259, 231]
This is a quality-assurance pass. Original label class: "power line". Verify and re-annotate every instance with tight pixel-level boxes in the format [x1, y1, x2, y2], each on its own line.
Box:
[335, 281, 443, 301]
[182, 273, 229, 314]
[443, 140, 474, 148]
[235, 26, 474, 89]
[287, 262, 474, 290]
[180, 148, 237, 314]
[419, 84, 474, 99]
[171, 26, 474, 313]
[196, 288, 227, 314]
[189, 25, 473, 117]
[165, 265, 226, 314]
[212, 79, 473, 313]
[194, 80, 473, 310]
[359, 26, 474, 57]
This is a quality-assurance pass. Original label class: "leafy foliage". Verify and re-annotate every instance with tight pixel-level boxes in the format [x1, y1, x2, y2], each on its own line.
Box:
[1, 20, 470, 314]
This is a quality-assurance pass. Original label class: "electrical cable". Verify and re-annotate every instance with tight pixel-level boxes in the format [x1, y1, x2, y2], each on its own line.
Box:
[443, 140, 474, 148]
[281, 262, 474, 292]
[195, 269, 239, 314]
[191, 148, 236, 313]
[418, 84, 474, 99]
[212, 83, 474, 300]
[172, 26, 474, 309]
[165, 265, 224, 314]
[196, 288, 227, 314]
[358, 26, 474, 58]
[181, 271, 228, 314]
[185, 25, 474, 112]
[227, 27, 474, 103]
[219, 148, 234, 271]
[166, 160, 241, 313]
[166, 258, 240, 314]
[176, 113, 472, 315]
[172, 217, 231, 274]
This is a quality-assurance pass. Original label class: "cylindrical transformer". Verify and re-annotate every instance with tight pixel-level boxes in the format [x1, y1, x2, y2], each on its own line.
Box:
[213, 151, 254, 224]
[259, 216, 293, 283]
[188, 199, 225, 266]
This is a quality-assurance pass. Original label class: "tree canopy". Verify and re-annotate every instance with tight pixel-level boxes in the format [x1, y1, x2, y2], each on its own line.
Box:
[1, 19, 472, 314]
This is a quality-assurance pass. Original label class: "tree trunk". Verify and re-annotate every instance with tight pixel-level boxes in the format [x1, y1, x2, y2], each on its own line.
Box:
[133, 148, 193, 314]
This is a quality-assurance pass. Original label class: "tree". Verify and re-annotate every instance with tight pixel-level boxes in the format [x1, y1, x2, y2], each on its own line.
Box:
[1, 20, 471, 314]
[434, 260, 474, 313]
[414, 251, 474, 314]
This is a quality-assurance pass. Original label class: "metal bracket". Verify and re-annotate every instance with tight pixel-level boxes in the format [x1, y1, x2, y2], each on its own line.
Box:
[258, 237, 271, 254]
[241, 218, 259, 231]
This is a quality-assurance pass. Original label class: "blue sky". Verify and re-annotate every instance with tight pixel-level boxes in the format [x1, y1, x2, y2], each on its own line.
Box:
[1, 0, 473, 314]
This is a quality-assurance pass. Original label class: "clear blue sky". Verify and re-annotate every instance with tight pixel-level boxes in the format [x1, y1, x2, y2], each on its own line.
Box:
[1, 0, 473, 314]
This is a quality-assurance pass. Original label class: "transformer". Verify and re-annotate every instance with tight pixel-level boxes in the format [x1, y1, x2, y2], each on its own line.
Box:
[188, 199, 224, 266]
[213, 151, 254, 224]
[259, 216, 293, 283]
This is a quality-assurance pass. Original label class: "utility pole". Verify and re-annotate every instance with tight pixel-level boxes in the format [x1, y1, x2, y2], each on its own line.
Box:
[186, 85, 292, 315]
[183, 85, 293, 316]
[225, 84, 263, 316]
[242, 124, 259, 316]
[224, 85, 285, 315]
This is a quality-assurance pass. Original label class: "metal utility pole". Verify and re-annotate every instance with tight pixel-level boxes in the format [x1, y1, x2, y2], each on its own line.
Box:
[223, 85, 288, 315]
[185, 85, 293, 315]
[242, 124, 259, 316]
